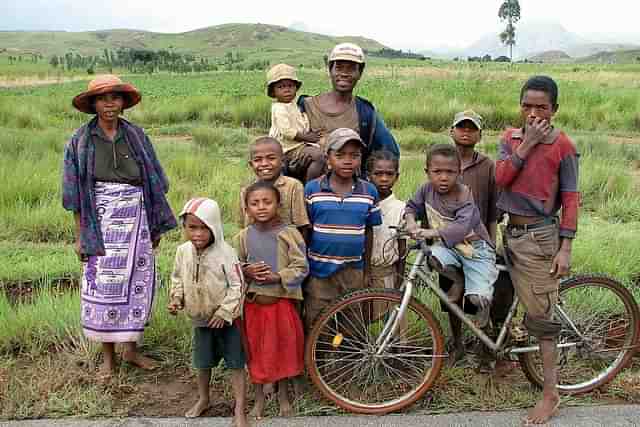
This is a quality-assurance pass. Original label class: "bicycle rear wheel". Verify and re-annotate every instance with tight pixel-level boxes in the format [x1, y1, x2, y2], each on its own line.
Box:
[518, 274, 640, 393]
[305, 288, 445, 414]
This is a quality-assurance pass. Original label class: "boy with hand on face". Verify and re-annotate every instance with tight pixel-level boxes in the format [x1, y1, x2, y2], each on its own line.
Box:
[496, 75, 579, 425]
[303, 128, 382, 329]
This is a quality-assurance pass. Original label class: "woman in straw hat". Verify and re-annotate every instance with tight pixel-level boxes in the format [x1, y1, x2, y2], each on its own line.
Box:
[62, 75, 177, 379]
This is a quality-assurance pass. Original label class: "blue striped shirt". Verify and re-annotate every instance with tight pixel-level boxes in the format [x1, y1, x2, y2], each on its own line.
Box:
[304, 174, 382, 278]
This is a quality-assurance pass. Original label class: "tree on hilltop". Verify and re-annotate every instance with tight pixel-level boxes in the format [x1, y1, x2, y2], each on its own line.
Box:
[498, 0, 521, 61]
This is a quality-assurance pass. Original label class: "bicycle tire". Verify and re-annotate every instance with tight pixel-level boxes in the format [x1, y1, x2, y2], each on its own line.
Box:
[518, 274, 640, 394]
[305, 288, 445, 414]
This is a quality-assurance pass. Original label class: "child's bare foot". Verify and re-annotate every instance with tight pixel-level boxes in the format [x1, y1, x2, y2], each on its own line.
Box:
[122, 352, 158, 370]
[279, 401, 293, 417]
[278, 379, 293, 417]
[447, 343, 465, 367]
[233, 413, 249, 427]
[523, 394, 560, 425]
[250, 384, 265, 420]
[185, 398, 210, 418]
[249, 403, 264, 420]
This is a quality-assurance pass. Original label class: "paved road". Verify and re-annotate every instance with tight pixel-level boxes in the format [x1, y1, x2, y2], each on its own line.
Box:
[1, 405, 639, 427]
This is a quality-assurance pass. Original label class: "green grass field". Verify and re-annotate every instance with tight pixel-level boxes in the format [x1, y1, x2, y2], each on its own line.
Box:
[1, 61, 639, 419]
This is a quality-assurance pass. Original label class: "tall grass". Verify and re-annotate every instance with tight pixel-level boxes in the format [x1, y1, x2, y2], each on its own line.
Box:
[3, 64, 640, 132]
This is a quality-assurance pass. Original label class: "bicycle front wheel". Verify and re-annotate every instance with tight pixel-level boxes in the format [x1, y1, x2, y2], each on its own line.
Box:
[518, 274, 640, 393]
[305, 288, 445, 414]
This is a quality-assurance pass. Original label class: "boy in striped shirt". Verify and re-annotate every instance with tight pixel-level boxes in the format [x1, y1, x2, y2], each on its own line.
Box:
[303, 128, 382, 329]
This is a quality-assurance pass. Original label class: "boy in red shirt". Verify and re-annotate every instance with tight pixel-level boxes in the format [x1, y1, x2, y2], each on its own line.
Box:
[496, 75, 580, 425]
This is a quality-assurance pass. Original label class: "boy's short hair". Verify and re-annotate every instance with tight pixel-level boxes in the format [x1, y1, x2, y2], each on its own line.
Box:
[426, 144, 461, 170]
[520, 75, 559, 107]
[366, 150, 400, 174]
[243, 180, 281, 206]
[249, 136, 283, 159]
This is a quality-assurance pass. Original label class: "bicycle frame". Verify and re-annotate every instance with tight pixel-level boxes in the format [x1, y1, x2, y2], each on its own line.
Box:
[376, 244, 583, 357]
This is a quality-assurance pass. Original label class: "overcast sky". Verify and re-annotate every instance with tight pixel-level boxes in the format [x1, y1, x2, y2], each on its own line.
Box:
[1, 1, 638, 50]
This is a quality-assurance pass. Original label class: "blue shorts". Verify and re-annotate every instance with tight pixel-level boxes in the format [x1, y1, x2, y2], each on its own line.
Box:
[192, 323, 246, 370]
[430, 240, 498, 299]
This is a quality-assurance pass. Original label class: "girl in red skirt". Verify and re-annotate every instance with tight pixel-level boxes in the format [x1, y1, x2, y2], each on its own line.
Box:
[235, 181, 308, 418]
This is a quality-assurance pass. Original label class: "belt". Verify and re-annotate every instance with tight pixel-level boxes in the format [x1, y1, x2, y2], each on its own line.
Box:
[507, 217, 557, 233]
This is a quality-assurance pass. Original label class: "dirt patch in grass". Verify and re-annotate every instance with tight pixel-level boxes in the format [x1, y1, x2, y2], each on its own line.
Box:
[2, 277, 79, 306]
[0, 76, 86, 88]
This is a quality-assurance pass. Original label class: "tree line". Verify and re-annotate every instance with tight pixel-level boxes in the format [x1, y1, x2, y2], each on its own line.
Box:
[46, 48, 270, 74]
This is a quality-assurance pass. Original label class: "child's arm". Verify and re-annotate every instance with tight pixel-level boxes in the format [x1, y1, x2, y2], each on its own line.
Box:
[214, 257, 244, 323]
[404, 185, 428, 238]
[273, 229, 308, 293]
[167, 248, 184, 314]
[553, 140, 580, 278]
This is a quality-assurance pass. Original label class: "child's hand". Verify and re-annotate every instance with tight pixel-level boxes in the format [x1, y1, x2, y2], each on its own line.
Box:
[74, 238, 88, 262]
[167, 299, 183, 315]
[208, 315, 226, 329]
[416, 229, 439, 240]
[523, 117, 551, 146]
[301, 130, 321, 143]
[256, 272, 281, 285]
[243, 262, 271, 281]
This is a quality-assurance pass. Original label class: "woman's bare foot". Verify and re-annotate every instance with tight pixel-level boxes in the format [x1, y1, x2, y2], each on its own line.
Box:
[185, 398, 210, 418]
[122, 351, 158, 370]
[523, 394, 560, 425]
[97, 359, 115, 381]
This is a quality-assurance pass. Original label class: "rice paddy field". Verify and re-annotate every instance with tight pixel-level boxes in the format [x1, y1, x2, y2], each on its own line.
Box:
[0, 61, 639, 419]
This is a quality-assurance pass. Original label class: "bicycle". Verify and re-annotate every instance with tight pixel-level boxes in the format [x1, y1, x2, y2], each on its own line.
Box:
[304, 227, 640, 414]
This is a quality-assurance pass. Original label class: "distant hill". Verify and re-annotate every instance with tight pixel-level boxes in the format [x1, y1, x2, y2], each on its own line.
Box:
[463, 20, 583, 60]
[577, 49, 640, 64]
[0, 23, 388, 62]
[433, 19, 640, 62]
[528, 50, 572, 63]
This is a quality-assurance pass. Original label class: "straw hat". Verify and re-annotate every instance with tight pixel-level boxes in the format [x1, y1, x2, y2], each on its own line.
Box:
[72, 74, 142, 114]
[266, 64, 302, 98]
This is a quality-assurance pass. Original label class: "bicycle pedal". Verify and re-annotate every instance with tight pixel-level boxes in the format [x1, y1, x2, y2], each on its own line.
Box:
[510, 324, 528, 342]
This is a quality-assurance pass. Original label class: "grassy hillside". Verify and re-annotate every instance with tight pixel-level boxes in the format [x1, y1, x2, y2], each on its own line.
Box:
[578, 49, 640, 64]
[0, 23, 387, 63]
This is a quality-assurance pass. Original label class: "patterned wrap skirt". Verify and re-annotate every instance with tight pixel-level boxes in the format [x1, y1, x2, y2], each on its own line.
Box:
[80, 182, 155, 343]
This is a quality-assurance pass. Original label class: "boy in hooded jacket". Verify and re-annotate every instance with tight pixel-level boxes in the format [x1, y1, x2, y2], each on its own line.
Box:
[168, 198, 248, 426]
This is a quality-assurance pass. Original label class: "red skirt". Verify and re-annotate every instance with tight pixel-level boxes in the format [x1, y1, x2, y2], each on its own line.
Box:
[243, 298, 304, 384]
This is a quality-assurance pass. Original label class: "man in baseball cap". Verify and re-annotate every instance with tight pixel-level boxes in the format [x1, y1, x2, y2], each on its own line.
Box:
[295, 42, 398, 178]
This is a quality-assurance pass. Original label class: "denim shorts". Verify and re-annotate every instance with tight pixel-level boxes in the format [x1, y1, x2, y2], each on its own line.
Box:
[192, 323, 246, 370]
[430, 240, 498, 299]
